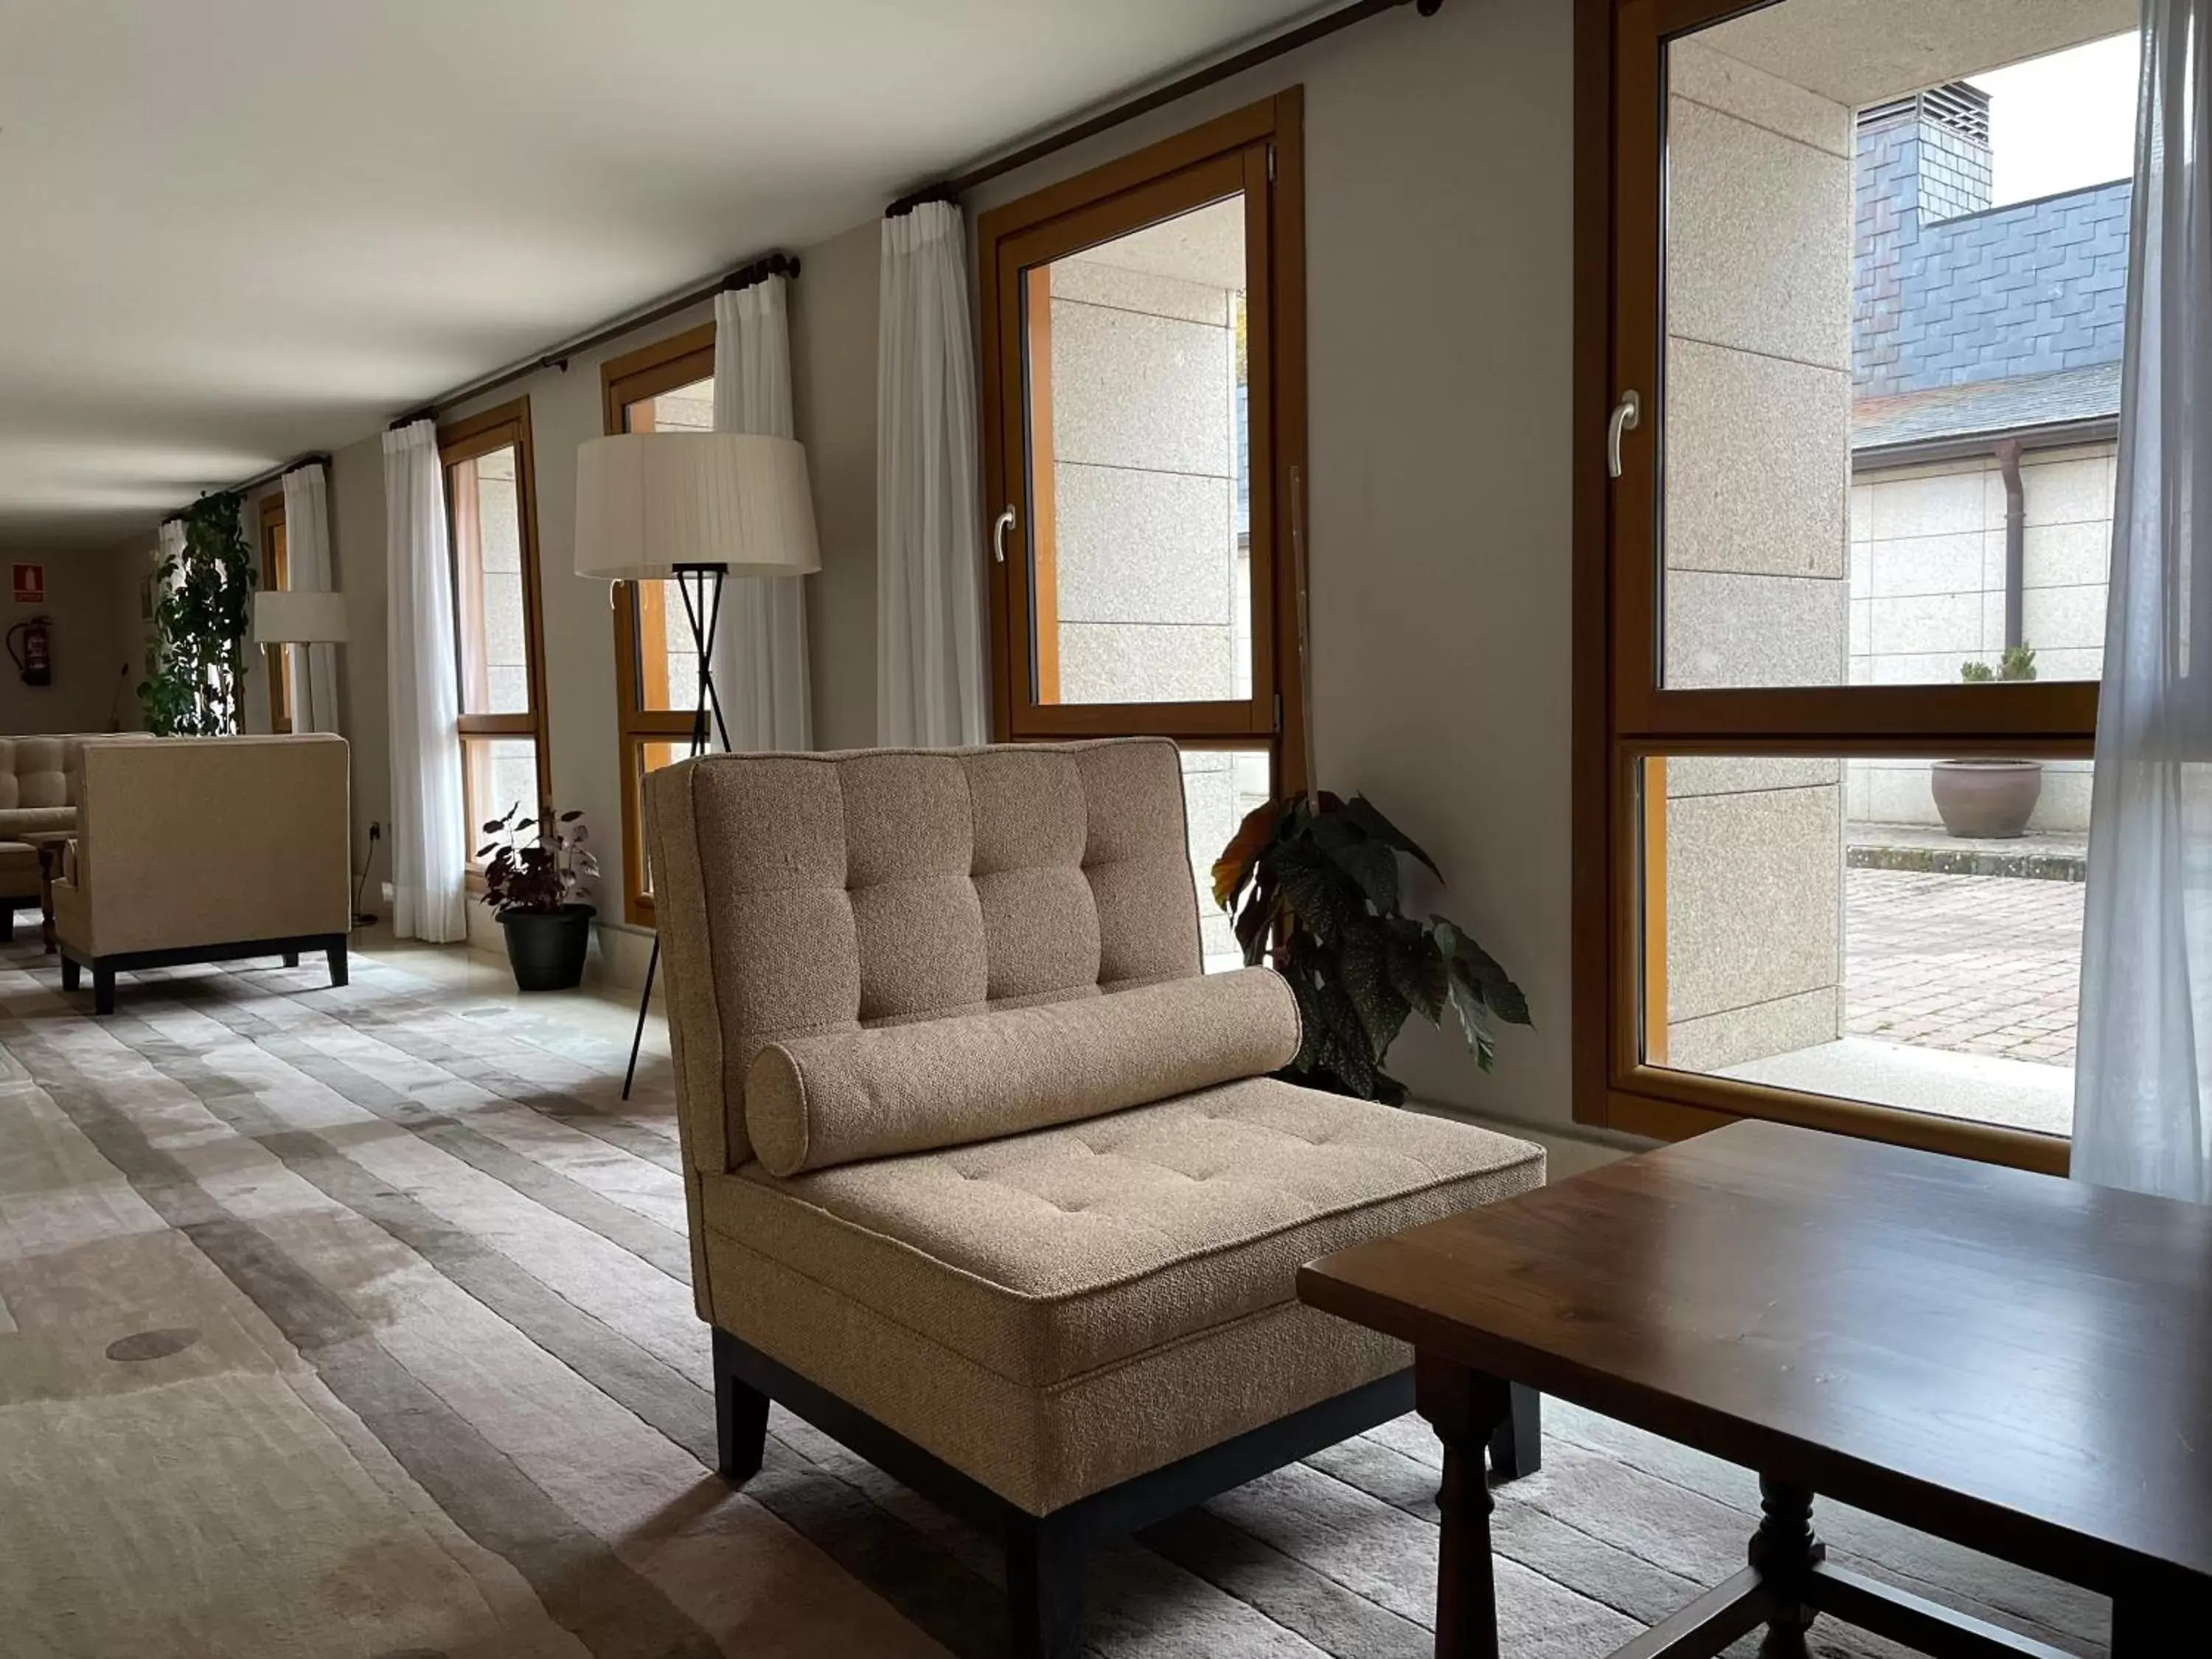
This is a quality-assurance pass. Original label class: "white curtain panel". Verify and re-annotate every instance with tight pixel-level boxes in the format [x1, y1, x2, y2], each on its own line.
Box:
[382, 420, 467, 943]
[2074, 3, 2212, 1204]
[281, 462, 344, 734]
[710, 276, 812, 750]
[876, 201, 987, 747]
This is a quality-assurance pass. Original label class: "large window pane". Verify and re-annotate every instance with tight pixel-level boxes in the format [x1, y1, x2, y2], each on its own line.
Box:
[1658, 15, 2135, 690]
[463, 738, 542, 866]
[1641, 753, 2084, 1139]
[1181, 747, 1271, 973]
[623, 375, 714, 712]
[1023, 195, 1250, 706]
[450, 443, 529, 715]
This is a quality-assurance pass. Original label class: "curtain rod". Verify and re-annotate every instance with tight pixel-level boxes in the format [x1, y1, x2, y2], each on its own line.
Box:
[387, 250, 801, 431]
[886, 0, 1441, 216]
[165, 450, 334, 521]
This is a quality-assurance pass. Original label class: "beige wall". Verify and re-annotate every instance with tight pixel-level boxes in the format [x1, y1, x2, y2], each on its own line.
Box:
[274, 0, 1589, 1141]
[961, 0, 1576, 1128]
[0, 544, 145, 737]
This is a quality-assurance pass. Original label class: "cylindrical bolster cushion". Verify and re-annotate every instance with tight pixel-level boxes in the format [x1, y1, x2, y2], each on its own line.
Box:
[745, 967, 1301, 1177]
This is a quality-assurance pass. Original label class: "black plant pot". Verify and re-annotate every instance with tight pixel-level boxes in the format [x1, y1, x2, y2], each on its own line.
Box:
[499, 903, 595, 992]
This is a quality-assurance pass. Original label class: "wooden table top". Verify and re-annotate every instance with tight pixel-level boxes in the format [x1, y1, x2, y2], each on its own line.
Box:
[1298, 1119, 2212, 1595]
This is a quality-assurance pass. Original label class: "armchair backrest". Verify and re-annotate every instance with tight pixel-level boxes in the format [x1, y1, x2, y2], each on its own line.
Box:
[0, 737, 74, 813]
[644, 739, 1202, 1172]
[74, 734, 350, 953]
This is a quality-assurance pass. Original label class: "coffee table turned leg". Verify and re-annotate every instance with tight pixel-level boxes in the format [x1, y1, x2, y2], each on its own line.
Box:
[1749, 1477, 1824, 1657]
[1416, 1354, 1512, 1659]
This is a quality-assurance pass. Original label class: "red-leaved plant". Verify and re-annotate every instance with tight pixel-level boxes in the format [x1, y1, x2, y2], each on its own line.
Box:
[478, 803, 599, 917]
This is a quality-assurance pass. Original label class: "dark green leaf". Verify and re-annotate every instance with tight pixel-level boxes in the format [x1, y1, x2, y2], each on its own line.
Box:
[1336, 796, 1442, 883]
[1436, 917, 1534, 1027]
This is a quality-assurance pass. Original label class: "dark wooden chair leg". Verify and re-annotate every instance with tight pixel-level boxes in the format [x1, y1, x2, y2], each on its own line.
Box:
[60, 954, 78, 992]
[327, 939, 349, 988]
[93, 964, 116, 1017]
[1488, 1382, 1541, 1483]
[712, 1331, 769, 1484]
[1006, 1510, 1085, 1659]
[282, 949, 300, 967]
[0, 905, 14, 943]
[1419, 1354, 1509, 1659]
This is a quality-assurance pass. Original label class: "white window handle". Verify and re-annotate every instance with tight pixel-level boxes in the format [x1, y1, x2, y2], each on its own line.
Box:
[992, 504, 1016, 563]
[1607, 390, 1642, 479]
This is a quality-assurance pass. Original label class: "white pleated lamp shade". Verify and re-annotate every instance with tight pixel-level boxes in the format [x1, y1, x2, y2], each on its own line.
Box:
[573, 432, 821, 581]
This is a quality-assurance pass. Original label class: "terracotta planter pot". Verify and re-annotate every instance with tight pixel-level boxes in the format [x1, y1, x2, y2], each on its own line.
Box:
[1930, 760, 2043, 840]
[498, 903, 594, 991]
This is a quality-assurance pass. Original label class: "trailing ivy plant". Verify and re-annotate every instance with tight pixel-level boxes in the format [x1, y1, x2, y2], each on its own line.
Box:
[139, 492, 256, 734]
[1213, 793, 1531, 1105]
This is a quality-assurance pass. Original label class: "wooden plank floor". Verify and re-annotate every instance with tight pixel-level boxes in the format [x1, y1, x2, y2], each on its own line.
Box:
[0, 939, 2110, 1658]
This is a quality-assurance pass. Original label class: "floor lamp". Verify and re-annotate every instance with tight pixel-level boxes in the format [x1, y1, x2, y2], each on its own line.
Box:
[572, 431, 822, 1098]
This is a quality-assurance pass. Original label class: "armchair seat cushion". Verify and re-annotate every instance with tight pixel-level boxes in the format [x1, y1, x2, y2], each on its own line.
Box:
[703, 1076, 1541, 1510]
[712, 1077, 1542, 1387]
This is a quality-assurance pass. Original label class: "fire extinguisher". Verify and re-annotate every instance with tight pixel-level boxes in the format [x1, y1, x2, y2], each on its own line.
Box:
[7, 617, 52, 687]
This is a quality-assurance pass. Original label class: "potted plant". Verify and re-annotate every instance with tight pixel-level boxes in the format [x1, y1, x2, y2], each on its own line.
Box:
[139, 490, 256, 734]
[1933, 644, 2042, 838]
[1213, 791, 1531, 1105]
[478, 803, 599, 991]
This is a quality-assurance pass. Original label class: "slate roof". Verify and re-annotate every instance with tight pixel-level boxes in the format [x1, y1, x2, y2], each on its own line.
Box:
[1853, 361, 2121, 454]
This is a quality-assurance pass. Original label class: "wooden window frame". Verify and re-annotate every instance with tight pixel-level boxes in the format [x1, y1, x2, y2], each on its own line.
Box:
[977, 90, 1310, 798]
[599, 321, 717, 925]
[257, 492, 292, 734]
[439, 397, 552, 877]
[1571, 0, 2096, 1176]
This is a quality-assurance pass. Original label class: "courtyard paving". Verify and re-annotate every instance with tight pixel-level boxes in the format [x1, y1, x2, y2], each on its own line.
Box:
[1845, 866, 2083, 1065]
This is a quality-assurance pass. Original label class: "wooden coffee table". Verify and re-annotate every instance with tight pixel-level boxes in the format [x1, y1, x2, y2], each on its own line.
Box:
[1298, 1119, 2210, 1658]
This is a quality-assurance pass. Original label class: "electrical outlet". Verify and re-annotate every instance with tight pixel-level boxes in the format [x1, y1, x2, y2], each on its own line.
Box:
[369, 820, 382, 841]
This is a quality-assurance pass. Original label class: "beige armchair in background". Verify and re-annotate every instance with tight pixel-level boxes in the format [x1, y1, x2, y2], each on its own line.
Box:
[54, 734, 352, 1014]
[0, 736, 80, 840]
[644, 737, 1546, 1659]
[0, 734, 150, 943]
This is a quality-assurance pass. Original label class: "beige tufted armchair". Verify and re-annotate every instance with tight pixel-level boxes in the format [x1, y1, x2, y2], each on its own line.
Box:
[0, 734, 145, 939]
[645, 737, 1545, 1659]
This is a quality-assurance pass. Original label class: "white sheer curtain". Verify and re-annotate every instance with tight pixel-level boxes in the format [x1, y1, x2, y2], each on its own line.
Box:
[383, 420, 467, 943]
[282, 462, 344, 734]
[711, 275, 811, 749]
[877, 201, 987, 747]
[2074, 1, 2212, 1204]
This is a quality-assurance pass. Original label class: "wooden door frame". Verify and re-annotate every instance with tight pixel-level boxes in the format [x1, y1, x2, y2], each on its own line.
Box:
[599, 321, 717, 925]
[257, 491, 292, 734]
[976, 89, 1310, 797]
[439, 397, 554, 852]
[1571, 0, 2091, 1176]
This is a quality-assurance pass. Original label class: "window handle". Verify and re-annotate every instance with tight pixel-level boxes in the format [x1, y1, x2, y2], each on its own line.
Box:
[992, 504, 1016, 563]
[1607, 390, 1641, 480]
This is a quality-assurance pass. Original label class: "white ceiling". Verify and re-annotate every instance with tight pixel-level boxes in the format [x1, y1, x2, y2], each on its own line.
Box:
[0, 0, 1329, 554]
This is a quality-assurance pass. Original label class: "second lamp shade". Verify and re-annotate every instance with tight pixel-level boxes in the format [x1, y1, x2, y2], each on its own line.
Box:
[574, 432, 821, 582]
